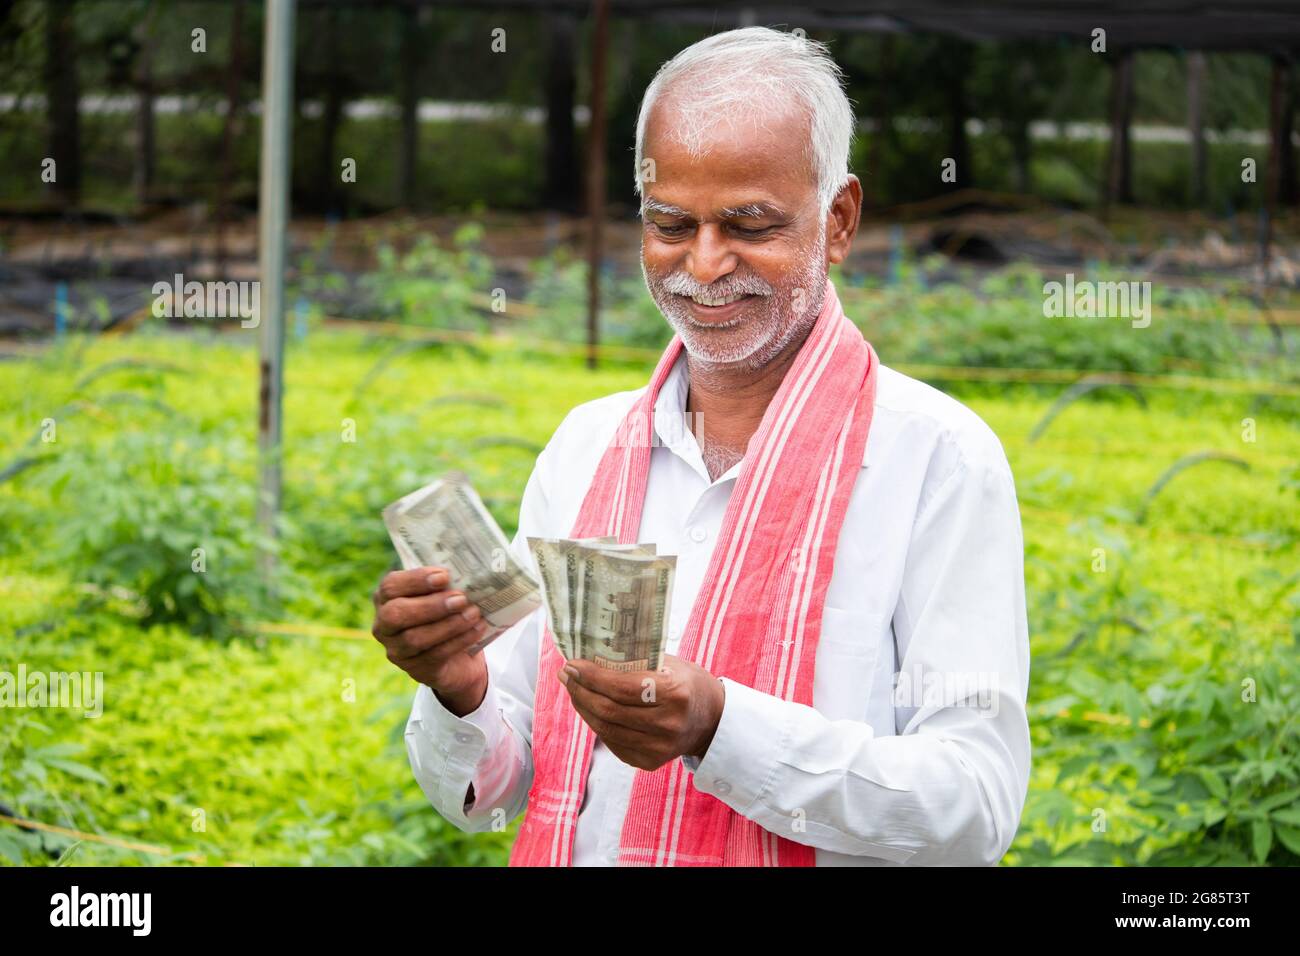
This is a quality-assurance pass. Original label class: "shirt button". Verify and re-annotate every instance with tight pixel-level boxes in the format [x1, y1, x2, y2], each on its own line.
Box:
[714, 780, 732, 795]
[454, 732, 473, 744]
[689, 526, 708, 543]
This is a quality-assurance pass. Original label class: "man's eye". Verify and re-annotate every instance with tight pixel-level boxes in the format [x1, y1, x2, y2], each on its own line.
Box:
[730, 224, 773, 238]
[652, 222, 690, 237]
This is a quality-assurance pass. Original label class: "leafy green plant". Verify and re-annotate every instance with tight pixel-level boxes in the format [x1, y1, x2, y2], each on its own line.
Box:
[523, 248, 672, 349]
[0, 715, 108, 865]
[360, 226, 494, 331]
[43, 431, 275, 635]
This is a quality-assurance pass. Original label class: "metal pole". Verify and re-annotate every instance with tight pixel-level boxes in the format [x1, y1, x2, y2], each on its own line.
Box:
[1186, 51, 1207, 208]
[584, 0, 609, 371]
[1264, 54, 1286, 280]
[257, 0, 296, 588]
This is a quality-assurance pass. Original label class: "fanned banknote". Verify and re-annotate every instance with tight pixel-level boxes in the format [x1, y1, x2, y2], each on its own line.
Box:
[529, 535, 676, 672]
[527, 537, 570, 658]
[382, 474, 541, 654]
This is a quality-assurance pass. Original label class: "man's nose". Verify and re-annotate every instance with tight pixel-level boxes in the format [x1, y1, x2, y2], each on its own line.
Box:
[685, 223, 737, 286]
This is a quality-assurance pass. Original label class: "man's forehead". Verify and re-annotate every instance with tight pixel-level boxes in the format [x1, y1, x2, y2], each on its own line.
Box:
[641, 97, 816, 215]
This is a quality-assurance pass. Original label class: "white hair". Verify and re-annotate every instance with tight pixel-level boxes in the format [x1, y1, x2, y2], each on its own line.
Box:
[633, 27, 855, 216]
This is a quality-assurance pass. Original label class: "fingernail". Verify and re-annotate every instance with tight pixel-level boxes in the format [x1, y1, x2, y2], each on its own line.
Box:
[461, 606, 481, 622]
[446, 594, 467, 611]
[427, 571, 448, 587]
[557, 669, 569, 685]
[563, 665, 579, 680]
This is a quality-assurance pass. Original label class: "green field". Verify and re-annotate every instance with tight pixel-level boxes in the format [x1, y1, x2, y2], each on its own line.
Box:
[1, 320, 1298, 866]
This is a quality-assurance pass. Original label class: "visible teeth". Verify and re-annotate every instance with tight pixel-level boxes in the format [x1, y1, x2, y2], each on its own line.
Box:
[690, 292, 746, 307]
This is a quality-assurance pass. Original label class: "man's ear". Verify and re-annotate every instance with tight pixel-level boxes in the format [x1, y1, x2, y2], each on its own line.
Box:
[826, 175, 863, 265]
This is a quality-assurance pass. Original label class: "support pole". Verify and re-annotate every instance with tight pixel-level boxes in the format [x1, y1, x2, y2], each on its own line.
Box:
[133, 4, 158, 207]
[398, 2, 418, 209]
[543, 13, 579, 211]
[1264, 54, 1287, 279]
[584, 0, 609, 371]
[1187, 51, 1207, 208]
[1103, 49, 1135, 216]
[257, 0, 296, 589]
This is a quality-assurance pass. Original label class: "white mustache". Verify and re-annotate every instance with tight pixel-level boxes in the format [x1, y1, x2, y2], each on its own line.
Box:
[658, 271, 773, 299]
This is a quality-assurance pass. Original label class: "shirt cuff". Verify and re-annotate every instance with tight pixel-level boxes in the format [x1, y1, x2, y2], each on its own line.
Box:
[689, 677, 794, 815]
[409, 682, 504, 810]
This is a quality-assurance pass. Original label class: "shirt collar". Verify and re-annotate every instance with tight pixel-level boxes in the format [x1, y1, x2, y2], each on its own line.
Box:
[652, 351, 743, 486]
[651, 341, 877, 477]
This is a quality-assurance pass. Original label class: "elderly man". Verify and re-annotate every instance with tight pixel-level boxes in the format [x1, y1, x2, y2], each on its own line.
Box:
[373, 26, 1030, 866]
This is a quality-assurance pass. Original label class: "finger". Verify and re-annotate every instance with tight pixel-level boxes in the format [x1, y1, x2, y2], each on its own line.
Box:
[385, 608, 484, 659]
[375, 590, 475, 637]
[563, 672, 662, 734]
[374, 567, 451, 605]
[605, 745, 665, 772]
[401, 617, 492, 665]
[565, 659, 661, 707]
[588, 717, 662, 752]
[426, 618, 493, 662]
[568, 698, 662, 755]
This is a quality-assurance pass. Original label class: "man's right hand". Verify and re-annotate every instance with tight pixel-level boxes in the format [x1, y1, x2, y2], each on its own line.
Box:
[371, 567, 490, 717]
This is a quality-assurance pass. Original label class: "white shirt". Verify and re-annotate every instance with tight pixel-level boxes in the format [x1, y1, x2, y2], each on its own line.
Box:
[405, 352, 1031, 866]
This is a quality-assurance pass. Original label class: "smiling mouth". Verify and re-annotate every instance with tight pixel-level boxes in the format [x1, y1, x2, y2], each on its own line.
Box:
[675, 292, 759, 326]
[687, 290, 751, 307]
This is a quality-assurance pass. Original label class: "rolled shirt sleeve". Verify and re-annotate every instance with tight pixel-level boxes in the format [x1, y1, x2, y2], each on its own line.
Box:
[687, 443, 1031, 866]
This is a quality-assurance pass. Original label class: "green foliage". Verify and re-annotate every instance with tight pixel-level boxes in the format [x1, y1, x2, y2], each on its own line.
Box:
[0, 614, 513, 866]
[1019, 652, 1300, 865]
[360, 227, 494, 330]
[0, 714, 107, 865]
[839, 266, 1294, 381]
[524, 247, 672, 350]
[42, 429, 273, 635]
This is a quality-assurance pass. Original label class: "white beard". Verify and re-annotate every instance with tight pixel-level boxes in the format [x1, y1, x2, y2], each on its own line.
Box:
[643, 230, 828, 372]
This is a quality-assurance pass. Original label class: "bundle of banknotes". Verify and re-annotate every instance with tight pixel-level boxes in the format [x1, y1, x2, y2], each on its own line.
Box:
[382, 475, 676, 670]
[527, 536, 676, 672]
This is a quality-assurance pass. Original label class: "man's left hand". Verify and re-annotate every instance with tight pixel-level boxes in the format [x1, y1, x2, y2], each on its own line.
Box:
[558, 654, 725, 771]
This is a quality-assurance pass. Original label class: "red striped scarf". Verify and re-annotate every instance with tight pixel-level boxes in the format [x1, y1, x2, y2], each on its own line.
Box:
[509, 277, 878, 866]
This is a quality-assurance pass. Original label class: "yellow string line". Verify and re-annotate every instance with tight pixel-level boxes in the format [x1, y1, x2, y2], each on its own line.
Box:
[249, 625, 1165, 731]
[1052, 709, 1153, 729]
[1012, 439, 1296, 468]
[312, 318, 1300, 396]
[0, 811, 174, 856]
[251, 621, 372, 641]
[253, 623, 1160, 729]
[318, 316, 662, 363]
[8, 320, 1296, 396]
[839, 288, 1300, 327]
[890, 363, 1300, 397]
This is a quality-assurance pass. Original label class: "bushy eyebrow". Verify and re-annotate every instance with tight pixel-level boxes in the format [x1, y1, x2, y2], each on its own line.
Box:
[640, 198, 691, 219]
[640, 198, 788, 220]
[719, 202, 786, 219]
